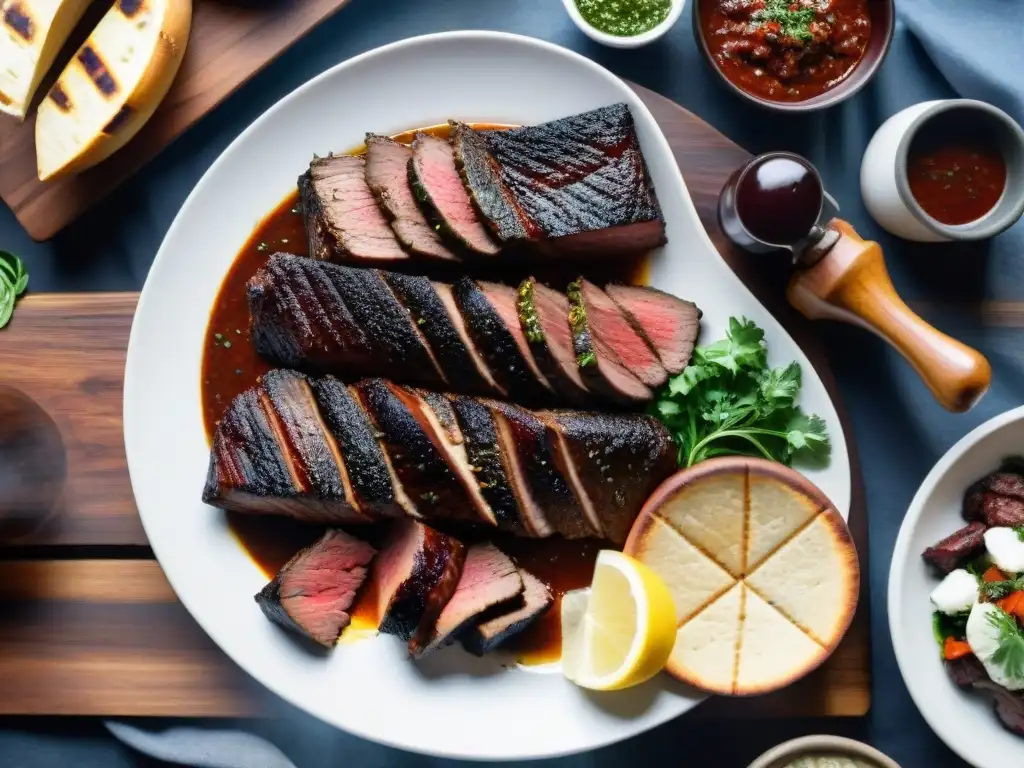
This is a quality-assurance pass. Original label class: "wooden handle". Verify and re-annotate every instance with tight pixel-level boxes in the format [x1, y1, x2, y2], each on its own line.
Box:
[787, 219, 991, 413]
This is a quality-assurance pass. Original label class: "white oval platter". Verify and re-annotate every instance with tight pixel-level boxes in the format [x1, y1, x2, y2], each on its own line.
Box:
[890, 406, 1024, 768]
[124, 31, 851, 761]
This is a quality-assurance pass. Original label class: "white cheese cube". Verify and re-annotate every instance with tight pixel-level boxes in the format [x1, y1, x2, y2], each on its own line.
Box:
[984, 527, 1024, 575]
[929, 568, 979, 615]
[967, 602, 1024, 691]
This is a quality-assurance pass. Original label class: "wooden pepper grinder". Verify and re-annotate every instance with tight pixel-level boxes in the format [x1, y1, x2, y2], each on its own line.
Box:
[720, 152, 991, 413]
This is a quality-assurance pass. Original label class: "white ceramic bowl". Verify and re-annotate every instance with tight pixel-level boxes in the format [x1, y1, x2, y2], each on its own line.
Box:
[562, 0, 685, 48]
[748, 735, 901, 768]
[889, 406, 1024, 768]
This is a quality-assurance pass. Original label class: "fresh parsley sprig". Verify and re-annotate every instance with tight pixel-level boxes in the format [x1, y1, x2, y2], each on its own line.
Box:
[0, 251, 28, 329]
[981, 575, 1024, 601]
[988, 607, 1024, 680]
[651, 317, 831, 468]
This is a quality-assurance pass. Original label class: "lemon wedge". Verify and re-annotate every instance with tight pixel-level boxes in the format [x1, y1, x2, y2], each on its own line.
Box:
[561, 550, 677, 691]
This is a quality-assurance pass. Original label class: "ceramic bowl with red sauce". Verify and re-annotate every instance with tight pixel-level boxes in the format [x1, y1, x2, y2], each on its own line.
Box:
[861, 99, 1024, 242]
[693, 0, 894, 111]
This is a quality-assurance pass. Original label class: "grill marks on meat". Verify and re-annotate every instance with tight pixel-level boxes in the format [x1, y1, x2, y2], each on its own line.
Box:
[248, 255, 698, 408]
[370, 519, 466, 643]
[540, 411, 676, 544]
[410, 542, 523, 657]
[453, 277, 552, 404]
[450, 105, 666, 255]
[206, 372, 677, 542]
[567, 279, 651, 405]
[516, 278, 591, 405]
[409, 133, 500, 257]
[299, 155, 408, 263]
[605, 284, 701, 374]
[364, 134, 457, 262]
[922, 522, 988, 574]
[255, 529, 376, 648]
[575, 279, 666, 388]
[463, 569, 553, 656]
[382, 273, 501, 396]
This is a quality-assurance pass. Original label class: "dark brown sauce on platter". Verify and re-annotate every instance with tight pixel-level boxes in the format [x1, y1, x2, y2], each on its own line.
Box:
[202, 124, 651, 663]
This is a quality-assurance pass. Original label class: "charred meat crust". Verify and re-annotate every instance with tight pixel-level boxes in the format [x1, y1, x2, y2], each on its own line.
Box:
[922, 521, 989, 575]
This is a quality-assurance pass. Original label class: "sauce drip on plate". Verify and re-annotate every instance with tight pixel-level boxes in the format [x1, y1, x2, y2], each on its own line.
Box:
[202, 124, 650, 663]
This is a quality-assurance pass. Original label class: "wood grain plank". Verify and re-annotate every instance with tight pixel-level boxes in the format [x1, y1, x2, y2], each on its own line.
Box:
[0, 560, 263, 716]
[0, 0, 353, 241]
[0, 86, 870, 717]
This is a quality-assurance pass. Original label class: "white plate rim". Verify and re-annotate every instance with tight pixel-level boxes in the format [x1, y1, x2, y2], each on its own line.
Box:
[123, 30, 852, 761]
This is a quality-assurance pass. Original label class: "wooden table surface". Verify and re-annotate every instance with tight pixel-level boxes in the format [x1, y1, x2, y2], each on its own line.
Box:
[0, 84, 870, 720]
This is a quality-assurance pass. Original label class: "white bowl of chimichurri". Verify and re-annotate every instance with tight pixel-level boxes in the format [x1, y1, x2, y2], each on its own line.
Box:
[562, 0, 685, 48]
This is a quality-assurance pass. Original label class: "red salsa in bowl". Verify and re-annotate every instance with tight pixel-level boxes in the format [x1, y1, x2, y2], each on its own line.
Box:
[698, 0, 875, 104]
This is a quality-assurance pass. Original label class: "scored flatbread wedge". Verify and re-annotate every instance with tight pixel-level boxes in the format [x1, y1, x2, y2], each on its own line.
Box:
[745, 463, 826, 572]
[625, 513, 736, 624]
[666, 581, 743, 695]
[745, 511, 860, 647]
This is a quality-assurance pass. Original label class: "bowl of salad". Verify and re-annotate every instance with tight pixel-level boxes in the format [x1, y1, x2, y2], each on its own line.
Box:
[890, 406, 1024, 768]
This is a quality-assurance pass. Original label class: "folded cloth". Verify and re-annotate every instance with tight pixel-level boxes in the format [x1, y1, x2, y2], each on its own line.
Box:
[106, 722, 296, 768]
[897, 0, 1024, 123]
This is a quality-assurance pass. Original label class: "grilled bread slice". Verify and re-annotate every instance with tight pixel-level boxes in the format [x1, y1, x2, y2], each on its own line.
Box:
[0, 0, 93, 120]
[35, 0, 191, 180]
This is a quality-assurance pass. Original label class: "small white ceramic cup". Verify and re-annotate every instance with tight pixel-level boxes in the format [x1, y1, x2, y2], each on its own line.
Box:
[747, 735, 902, 768]
[562, 0, 685, 49]
[860, 99, 1024, 242]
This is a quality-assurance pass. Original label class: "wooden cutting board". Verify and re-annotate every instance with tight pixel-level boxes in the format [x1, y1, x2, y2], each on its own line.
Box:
[0, 0, 353, 242]
[0, 84, 870, 719]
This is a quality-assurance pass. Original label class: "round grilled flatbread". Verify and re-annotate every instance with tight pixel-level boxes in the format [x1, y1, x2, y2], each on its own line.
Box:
[624, 456, 859, 696]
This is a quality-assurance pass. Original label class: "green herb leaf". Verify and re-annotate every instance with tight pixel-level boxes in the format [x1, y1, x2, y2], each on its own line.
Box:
[0, 251, 28, 330]
[1016, 527, 1024, 543]
[751, 0, 817, 43]
[988, 607, 1024, 680]
[933, 610, 970, 648]
[980, 575, 1024, 601]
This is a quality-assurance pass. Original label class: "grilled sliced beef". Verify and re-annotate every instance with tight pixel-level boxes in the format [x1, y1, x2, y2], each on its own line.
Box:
[309, 376, 412, 518]
[382, 273, 501, 396]
[963, 479, 987, 522]
[575, 279, 666, 388]
[364, 134, 457, 262]
[463, 569, 553, 656]
[516, 278, 591, 405]
[982, 471, 1024, 500]
[922, 522, 988, 574]
[540, 411, 676, 544]
[566, 279, 651, 405]
[974, 681, 1024, 736]
[945, 655, 987, 688]
[249, 253, 377, 372]
[206, 372, 676, 540]
[982, 493, 1024, 527]
[450, 106, 666, 256]
[249, 256, 446, 387]
[453, 277, 553, 404]
[604, 283, 701, 374]
[384, 382, 497, 527]
[261, 370, 367, 522]
[477, 281, 553, 396]
[449, 395, 532, 535]
[299, 155, 408, 263]
[371, 519, 466, 644]
[487, 401, 599, 540]
[255, 529, 376, 647]
[352, 379, 486, 525]
[410, 543, 523, 658]
[409, 133, 500, 257]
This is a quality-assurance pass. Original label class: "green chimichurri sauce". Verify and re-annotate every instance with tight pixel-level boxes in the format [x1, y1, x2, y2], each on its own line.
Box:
[575, 0, 672, 37]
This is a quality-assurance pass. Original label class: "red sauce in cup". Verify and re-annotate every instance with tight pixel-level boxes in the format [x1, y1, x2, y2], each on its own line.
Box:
[907, 122, 1007, 226]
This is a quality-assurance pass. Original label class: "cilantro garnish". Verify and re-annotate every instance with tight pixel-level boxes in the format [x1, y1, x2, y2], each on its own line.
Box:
[0, 251, 28, 329]
[752, 0, 817, 43]
[651, 317, 831, 468]
[988, 607, 1024, 680]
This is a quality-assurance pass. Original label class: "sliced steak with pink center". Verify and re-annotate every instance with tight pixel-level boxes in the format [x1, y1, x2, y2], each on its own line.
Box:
[364, 134, 457, 262]
[576, 279, 666, 388]
[604, 284, 701, 374]
[299, 154, 408, 263]
[462, 569, 553, 656]
[410, 542, 523, 658]
[255, 529, 376, 648]
[516, 278, 591, 405]
[370, 519, 466, 645]
[409, 133, 500, 257]
[539, 410, 676, 544]
[566, 279, 651, 405]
